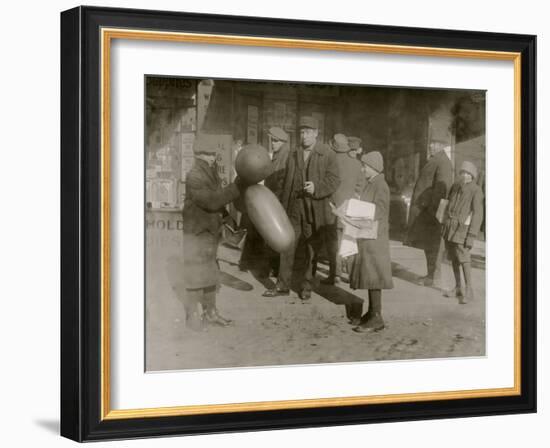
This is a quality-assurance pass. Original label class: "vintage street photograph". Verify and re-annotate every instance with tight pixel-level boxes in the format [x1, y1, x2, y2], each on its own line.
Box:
[144, 76, 486, 371]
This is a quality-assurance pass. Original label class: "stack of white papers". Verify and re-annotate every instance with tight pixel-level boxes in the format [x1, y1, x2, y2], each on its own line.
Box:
[331, 199, 378, 257]
[344, 198, 376, 219]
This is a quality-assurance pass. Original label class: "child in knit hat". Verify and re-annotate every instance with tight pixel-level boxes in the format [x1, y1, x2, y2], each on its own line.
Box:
[347, 151, 394, 333]
[441, 161, 484, 304]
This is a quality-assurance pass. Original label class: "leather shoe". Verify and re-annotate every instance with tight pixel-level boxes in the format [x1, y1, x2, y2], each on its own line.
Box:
[444, 286, 463, 298]
[262, 288, 290, 298]
[417, 276, 433, 286]
[203, 309, 232, 327]
[299, 289, 312, 301]
[185, 311, 205, 332]
[459, 287, 474, 305]
[352, 312, 385, 333]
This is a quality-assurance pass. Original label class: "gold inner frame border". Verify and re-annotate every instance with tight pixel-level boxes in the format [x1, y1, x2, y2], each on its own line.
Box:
[99, 27, 522, 421]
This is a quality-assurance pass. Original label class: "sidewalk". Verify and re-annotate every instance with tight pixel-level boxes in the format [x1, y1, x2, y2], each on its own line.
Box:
[146, 236, 486, 371]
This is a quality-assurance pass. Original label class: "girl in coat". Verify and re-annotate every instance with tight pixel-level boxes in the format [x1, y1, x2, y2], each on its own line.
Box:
[441, 161, 484, 304]
[348, 151, 394, 333]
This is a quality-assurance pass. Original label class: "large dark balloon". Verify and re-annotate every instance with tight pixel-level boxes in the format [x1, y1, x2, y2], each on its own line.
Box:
[244, 185, 295, 253]
[235, 144, 272, 185]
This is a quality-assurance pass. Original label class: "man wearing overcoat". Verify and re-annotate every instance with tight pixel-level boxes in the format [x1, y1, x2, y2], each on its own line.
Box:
[406, 142, 453, 286]
[263, 116, 340, 300]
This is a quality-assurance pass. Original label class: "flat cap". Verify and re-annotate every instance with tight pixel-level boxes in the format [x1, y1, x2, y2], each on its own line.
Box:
[331, 133, 350, 153]
[193, 136, 217, 155]
[298, 116, 319, 129]
[268, 126, 289, 142]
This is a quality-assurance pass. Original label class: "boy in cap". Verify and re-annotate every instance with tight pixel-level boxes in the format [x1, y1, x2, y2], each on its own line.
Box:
[441, 161, 484, 304]
[180, 139, 243, 329]
[265, 126, 290, 194]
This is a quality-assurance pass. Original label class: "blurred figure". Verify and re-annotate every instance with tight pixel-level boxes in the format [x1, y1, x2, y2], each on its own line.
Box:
[264, 126, 290, 193]
[442, 161, 484, 304]
[181, 140, 243, 329]
[406, 141, 452, 287]
[349, 151, 394, 333]
[348, 136, 363, 159]
[263, 127, 291, 276]
[322, 133, 364, 285]
[263, 116, 340, 300]
[240, 129, 290, 277]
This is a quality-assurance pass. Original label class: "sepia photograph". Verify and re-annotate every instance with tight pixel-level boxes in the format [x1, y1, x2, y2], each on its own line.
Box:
[144, 76, 486, 372]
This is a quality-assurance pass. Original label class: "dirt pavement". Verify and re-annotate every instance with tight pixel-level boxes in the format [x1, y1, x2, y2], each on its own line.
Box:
[145, 225, 485, 371]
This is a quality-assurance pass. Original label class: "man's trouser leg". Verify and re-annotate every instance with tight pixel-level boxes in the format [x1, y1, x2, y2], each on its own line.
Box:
[302, 230, 323, 292]
[276, 222, 300, 291]
[324, 223, 340, 279]
[183, 288, 203, 331]
[425, 236, 444, 281]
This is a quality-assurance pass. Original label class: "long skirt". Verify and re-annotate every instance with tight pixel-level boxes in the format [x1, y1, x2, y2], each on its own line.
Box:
[349, 238, 394, 290]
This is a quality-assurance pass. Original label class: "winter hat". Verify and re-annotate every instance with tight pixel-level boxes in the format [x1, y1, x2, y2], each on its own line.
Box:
[361, 151, 384, 173]
[331, 134, 350, 153]
[268, 126, 288, 142]
[460, 160, 478, 179]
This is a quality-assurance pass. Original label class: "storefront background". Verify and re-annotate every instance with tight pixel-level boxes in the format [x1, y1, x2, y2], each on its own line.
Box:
[145, 77, 486, 240]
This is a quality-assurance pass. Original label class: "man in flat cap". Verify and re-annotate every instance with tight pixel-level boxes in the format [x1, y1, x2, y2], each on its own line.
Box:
[179, 138, 243, 330]
[263, 116, 340, 300]
[264, 126, 290, 195]
[261, 127, 291, 276]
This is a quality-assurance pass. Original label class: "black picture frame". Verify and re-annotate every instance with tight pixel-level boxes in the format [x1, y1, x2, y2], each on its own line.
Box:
[61, 5, 536, 442]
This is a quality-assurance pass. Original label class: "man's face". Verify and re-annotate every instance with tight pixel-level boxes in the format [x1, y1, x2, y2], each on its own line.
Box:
[197, 153, 216, 167]
[271, 138, 284, 153]
[300, 127, 318, 148]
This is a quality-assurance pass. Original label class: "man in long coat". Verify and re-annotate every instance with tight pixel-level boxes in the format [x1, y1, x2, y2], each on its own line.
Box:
[263, 116, 340, 300]
[181, 141, 241, 329]
[406, 142, 453, 286]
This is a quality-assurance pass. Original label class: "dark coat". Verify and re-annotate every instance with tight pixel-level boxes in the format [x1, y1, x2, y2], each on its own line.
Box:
[264, 142, 290, 199]
[349, 174, 394, 290]
[442, 181, 484, 244]
[278, 141, 340, 230]
[407, 150, 453, 250]
[182, 159, 240, 235]
[181, 158, 240, 289]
